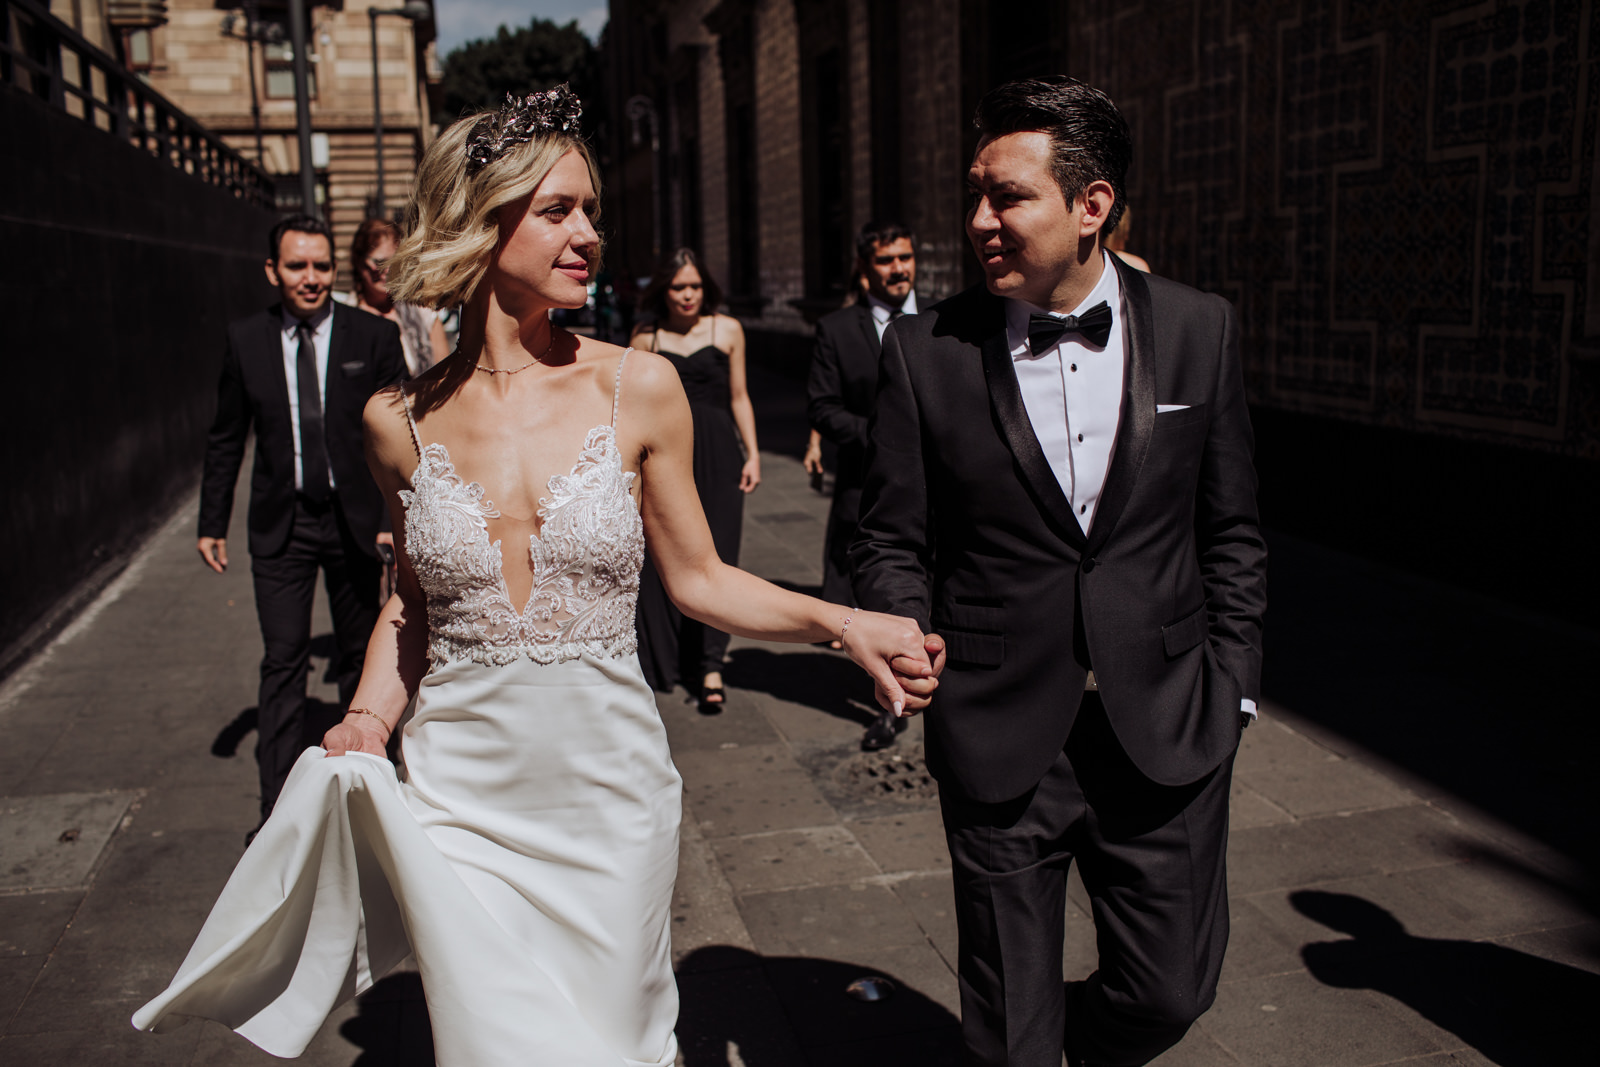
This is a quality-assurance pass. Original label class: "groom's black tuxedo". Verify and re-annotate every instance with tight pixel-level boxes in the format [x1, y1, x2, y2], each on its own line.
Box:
[200, 302, 406, 822]
[852, 258, 1266, 1065]
[807, 302, 884, 606]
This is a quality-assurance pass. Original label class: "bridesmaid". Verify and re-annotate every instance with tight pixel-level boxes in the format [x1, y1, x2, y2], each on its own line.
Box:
[631, 249, 759, 712]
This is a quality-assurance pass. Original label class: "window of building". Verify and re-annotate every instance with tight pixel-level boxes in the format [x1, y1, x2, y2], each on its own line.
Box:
[263, 19, 315, 100]
[125, 28, 152, 71]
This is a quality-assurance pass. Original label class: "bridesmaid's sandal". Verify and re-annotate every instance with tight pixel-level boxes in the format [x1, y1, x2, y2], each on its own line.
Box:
[698, 684, 726, 715]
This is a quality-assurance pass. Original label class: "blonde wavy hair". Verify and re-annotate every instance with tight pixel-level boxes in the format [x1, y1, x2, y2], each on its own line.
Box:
[387, 112, 602, 311]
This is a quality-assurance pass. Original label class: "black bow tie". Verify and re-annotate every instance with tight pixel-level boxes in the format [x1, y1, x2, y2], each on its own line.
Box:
[1027, 302, 1113, 354]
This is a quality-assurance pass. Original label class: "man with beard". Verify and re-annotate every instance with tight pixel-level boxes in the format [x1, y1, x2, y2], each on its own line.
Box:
[808, 221, 919, 750]
[197, 215, 407, 837]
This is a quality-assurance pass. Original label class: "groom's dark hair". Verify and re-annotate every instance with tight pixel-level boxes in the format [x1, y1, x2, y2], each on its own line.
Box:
[973, 76, 1132, 235]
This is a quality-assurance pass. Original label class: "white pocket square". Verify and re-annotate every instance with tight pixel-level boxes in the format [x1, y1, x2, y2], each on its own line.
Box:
[1156, 404, 1190, 413]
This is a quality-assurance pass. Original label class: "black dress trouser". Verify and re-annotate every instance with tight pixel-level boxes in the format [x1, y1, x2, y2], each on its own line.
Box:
[249, 495, 381, 820]
[940, 694, 1234, 1067]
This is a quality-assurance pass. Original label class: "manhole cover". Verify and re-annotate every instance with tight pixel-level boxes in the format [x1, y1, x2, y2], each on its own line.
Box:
[835, 741, 939, 803]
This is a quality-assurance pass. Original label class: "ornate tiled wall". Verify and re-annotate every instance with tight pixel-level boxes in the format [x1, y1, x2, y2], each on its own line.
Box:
[1073, 0, 1598, 457]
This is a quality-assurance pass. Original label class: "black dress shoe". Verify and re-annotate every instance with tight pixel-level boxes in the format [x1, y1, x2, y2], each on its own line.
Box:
[860, 712, 905, 751]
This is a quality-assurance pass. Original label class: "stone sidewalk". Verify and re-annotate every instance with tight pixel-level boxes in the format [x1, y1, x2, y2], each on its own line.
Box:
[2, 374, 1596, 1065]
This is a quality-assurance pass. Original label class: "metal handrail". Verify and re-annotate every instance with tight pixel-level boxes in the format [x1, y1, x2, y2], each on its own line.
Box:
[2, 0, 273, 207]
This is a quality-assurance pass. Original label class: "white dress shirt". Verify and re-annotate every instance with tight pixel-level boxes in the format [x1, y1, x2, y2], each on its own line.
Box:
[866, 290, 919, 341]
[1005, 256, 1257, 720]
[1006, 253, 1125, 536]
[279, 306, 336, 492]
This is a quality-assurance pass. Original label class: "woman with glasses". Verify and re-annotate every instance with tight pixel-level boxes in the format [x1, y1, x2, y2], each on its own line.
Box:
[344, 217, 451, 375]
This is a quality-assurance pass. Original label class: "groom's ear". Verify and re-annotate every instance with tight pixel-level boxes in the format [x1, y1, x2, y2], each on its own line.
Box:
[1076, 181, 1116, 240]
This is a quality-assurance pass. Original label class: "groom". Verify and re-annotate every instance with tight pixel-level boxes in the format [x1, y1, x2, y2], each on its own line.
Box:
[856, 77, 1266, 1065]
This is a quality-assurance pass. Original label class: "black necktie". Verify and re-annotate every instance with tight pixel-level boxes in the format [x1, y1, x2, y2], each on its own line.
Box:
[295, 320, 330, 502]
[1027, 301, 1113, 354]
[889, 307, 905, 321]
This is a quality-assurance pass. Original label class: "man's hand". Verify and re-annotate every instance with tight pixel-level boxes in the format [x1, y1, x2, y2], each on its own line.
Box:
[889, 633, 946, 716]
[803, 433, 824, 476]
[375, 530, 395, 558]
[197, 537, 228, 574]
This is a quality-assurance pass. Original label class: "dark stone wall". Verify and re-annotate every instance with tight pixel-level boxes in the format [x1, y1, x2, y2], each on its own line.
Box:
[1, 85, 277, 662]
[1068, 0, 1599, 619]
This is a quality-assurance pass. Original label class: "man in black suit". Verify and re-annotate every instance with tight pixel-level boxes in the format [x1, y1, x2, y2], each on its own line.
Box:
[853, 78, 1266, 1065]
[807, 221, 918, 751]
[197, 215, 407, 830]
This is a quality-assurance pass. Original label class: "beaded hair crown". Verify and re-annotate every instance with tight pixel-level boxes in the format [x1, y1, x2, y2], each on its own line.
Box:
[464, 84, 584, 172]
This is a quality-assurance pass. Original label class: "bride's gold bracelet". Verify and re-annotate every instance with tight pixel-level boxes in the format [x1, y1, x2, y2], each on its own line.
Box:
[348, 707, 391, 738]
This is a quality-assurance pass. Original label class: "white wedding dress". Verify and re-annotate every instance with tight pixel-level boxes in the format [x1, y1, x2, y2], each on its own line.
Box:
[134, 353, 682, 1066]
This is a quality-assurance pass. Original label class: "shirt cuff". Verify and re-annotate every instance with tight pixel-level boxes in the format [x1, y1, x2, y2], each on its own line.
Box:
[1240, 698, 1258, 720]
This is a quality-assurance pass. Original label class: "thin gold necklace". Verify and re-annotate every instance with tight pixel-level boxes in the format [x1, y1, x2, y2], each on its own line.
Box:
[474, 334, 555, 376]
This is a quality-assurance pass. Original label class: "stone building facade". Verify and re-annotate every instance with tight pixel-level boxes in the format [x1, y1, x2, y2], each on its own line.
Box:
[603, 0, 1598, 616]
[134, 0, 439, 285]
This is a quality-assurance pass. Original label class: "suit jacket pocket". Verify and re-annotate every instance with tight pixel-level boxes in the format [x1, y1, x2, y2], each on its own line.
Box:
[932, 602, 1005, 668]
[942, 630, 1005, 668]
[1161, 603, 1209, 658]
[340, 360, 367, 376]
[1153, 402, 1209, 431]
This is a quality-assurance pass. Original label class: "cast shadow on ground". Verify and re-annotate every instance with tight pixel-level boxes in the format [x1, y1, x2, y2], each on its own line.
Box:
[338, 972, 435, 1066]
[676, 945, 962, 1066]
[723, 647, 878, 728]
[1259, 533, 1600, 880]
[1293, 890, 1600, 1065]
[209, 698, 346, 759]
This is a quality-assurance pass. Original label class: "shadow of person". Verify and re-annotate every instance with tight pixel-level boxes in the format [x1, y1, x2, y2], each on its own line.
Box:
[337, 971, 436, 1065]
[1292, 890, 1600, 1064]
[676, 945, 961, 1066]
[722, 648, 877, 727]
[211, 706, 258, 758]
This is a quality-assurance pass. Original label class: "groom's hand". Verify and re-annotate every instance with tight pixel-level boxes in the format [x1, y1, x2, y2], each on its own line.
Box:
[889, 633, 945, 715]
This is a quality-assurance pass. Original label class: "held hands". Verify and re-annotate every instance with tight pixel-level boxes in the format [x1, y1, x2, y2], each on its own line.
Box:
[839, 614, 946, 717]
[322, 712, 390, 758]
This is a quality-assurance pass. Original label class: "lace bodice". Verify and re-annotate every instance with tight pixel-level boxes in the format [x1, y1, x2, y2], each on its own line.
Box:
[397, 354, 645, 667]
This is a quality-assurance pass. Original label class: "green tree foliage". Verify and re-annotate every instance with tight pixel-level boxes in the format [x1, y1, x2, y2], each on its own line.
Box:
[437, 18, 598, 131]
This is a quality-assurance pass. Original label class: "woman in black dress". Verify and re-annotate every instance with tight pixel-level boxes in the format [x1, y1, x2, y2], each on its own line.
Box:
[631, 249, 760, 710]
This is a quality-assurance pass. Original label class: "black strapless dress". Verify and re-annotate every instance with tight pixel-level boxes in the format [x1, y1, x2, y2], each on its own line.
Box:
[635, 341, 745, 692]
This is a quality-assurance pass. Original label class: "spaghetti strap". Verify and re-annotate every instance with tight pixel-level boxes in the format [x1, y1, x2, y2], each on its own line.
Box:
[611, 348, 632, 428]
[398, 383, 422, 460]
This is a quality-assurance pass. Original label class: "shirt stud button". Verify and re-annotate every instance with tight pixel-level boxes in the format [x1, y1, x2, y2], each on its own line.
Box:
[1077, 433, 1084, 442]
[1080, 504, 1087, 514]
[1070, 363, 1078, 372]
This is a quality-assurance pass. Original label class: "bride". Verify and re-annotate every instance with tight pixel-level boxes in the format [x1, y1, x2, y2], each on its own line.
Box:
[132, 86, 937, 1066]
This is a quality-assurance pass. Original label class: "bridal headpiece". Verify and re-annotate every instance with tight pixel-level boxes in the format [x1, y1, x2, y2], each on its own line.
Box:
[465, 84, 584, 172]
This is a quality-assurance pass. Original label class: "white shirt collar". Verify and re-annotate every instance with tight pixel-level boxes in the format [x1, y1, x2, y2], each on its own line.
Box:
[1006, 253, 1121, 359]
[281, 302, 334, 335]
[867, 289, 918, 323]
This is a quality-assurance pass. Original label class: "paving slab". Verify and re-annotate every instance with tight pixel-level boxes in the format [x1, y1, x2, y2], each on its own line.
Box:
[710, 825, 880, 894]
[0, 888, 82, 959]
[1203, 971, 1450, 1066]
[849, 810, 950, 874]
[674, 743, 840, 838]
[0, 790, 135, 891]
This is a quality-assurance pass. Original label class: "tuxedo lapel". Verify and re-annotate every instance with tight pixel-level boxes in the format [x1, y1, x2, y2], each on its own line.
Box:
[1085, 257, 1156, 555]
[979, 306, 1087, 550]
